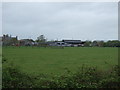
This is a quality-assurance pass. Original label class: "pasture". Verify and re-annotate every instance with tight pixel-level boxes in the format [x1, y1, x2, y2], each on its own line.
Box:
[2, 46, 118, 75]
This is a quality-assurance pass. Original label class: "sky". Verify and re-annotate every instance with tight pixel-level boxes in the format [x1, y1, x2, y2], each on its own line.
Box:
[2, 2, 118, 41]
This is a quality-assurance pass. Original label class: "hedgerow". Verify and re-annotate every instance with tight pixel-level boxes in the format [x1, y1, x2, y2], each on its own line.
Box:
[2, 62, 120, 88]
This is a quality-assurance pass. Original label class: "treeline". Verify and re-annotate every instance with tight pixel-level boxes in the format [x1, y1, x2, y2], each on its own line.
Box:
[84, 40, 120, 47]
[1, 34, 120, 47]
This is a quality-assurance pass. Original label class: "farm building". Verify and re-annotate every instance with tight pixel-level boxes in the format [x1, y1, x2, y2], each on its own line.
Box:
[19, 39, 36, 46]
[47, 40, 85, 47]
[46, 41, 66, 47]
[62, 40, 85, 47]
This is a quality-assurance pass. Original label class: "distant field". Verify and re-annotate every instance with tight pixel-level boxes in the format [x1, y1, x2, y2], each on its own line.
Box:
[2, 47, 118, 75]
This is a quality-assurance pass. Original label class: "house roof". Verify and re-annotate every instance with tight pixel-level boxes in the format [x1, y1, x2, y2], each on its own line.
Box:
[62, 40, 81, 43]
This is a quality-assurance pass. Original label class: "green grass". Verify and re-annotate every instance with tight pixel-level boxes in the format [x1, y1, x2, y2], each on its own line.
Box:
[2, 46, 118, 75]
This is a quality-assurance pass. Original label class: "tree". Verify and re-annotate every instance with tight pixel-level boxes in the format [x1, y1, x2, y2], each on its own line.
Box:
[92, 41, 98, 47]
[84, 40, 92, 47]
[97, 41, 104, 47]
[36, 35, 46, 42]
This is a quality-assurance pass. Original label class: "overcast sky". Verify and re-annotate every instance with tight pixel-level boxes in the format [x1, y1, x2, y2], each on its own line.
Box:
[2, 2, 118, 41]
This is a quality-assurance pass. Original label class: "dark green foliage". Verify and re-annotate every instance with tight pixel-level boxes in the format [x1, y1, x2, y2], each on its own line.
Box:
[2, 65, 35, 88]
[2, 56, 7, 64]
[86, 40, 120, 47]
[98, 65, 120, 88]
[2, 63, 120, 89]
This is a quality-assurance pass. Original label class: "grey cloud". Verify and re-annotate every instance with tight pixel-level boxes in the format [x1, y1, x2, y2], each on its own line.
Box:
[2, 2, 118, 41]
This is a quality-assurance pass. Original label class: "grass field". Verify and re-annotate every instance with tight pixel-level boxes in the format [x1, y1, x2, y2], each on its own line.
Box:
[2, 47, 118, 75]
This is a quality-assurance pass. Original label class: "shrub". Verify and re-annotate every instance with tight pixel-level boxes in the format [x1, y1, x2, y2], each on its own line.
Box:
[2, 64, 120, 88]
[2, 64, 35, 88]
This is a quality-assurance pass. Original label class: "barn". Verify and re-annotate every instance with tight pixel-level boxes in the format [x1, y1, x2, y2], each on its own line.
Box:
[62, 40, 85, 47]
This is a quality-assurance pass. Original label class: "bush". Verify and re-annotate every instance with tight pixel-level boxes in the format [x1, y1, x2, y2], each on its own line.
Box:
[2, 64, 35, 88]
[2, 63, 120, 88]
